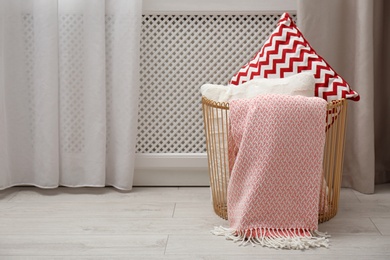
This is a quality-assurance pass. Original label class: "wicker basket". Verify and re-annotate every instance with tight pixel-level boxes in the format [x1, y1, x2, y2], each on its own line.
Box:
[202, 96, 348, 223]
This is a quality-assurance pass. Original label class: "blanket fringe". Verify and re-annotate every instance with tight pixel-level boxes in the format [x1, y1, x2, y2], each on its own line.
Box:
[211, 226, 330, 250]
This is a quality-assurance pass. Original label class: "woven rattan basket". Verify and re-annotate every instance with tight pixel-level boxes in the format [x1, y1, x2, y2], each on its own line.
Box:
[202, 96, 348, 223]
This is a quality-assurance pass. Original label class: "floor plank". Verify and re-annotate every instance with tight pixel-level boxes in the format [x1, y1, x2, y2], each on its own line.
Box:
[319, 217, 381, 235]
[337, 203, 390, 218]
[0, 201, 175, 218]
[174, 202, 216, 218]
[338, 188, 360, 205]
[0, 235, 168, 256]
[0, 217, 227, 236]
[165, 234, 390, 256]
[370, 217, 390, 235]
[354, 183, 390, 204]
[0, 187, 21, 203]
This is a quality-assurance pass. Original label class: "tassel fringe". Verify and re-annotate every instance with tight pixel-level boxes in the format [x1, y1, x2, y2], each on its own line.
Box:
[211, 226, 330, 250]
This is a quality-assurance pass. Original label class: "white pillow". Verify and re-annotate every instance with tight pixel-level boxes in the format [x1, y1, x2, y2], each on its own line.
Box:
[201, 72, 315, 102]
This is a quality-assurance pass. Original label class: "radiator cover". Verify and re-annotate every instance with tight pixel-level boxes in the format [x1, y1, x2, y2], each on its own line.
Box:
[137, 14, 288, 154]
[135, 14, 298, 185]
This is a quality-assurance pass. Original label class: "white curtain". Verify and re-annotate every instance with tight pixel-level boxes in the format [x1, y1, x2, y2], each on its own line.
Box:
[0, 0, 142, 190]
[297, 0, 390, 193]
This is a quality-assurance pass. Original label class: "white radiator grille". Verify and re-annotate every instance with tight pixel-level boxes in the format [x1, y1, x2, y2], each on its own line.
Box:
[137, 14, 293, 153]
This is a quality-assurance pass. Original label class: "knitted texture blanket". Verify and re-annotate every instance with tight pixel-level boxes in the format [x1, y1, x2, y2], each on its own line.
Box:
[213, 94, 329, 249]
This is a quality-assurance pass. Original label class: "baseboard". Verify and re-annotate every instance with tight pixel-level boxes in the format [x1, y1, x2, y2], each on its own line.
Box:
[133, 153, 210, 186]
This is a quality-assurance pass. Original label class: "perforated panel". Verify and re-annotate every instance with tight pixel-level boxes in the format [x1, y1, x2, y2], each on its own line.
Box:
[137, 14, 294, 153]
[105, 15, 114, 152]
[59, 14, 85, 153]
[22, 14, 36, 146]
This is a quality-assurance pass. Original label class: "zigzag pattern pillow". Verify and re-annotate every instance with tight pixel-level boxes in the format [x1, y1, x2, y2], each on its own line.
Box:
[230, 13, 360, 102]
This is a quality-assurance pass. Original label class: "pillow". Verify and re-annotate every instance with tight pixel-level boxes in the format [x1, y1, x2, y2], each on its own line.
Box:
[229, 13, 360, 102]
[201, 72, 315, 103]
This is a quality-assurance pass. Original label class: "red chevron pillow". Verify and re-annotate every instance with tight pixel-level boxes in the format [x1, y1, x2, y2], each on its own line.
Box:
[230, 13, 360, 102]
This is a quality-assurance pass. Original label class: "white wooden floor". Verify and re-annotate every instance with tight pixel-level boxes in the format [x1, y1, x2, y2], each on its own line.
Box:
[1, 184, 390, 259]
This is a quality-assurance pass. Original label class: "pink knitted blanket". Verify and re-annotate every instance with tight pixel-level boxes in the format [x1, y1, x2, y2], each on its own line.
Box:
[213, 94, 329, 249]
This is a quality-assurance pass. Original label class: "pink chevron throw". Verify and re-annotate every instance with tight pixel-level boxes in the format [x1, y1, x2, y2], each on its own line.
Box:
[212, 94, 330, 249]
[229, 13, 359, 102]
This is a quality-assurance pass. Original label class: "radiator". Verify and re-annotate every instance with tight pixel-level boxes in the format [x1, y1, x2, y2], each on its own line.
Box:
[135, 13, 296, 185]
